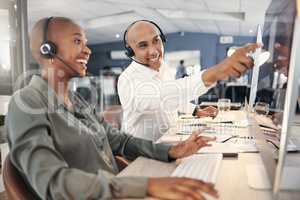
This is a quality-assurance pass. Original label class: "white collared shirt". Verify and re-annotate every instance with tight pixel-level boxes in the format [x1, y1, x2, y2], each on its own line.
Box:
[117, 61, 211, 141]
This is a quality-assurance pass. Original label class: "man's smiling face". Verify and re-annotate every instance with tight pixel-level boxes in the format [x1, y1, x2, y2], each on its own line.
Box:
[126, 21, 164, 71]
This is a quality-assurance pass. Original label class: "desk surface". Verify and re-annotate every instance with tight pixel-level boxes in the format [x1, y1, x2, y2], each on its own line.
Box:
[117, 111, 300, 200]
[118, 154, 300, 200]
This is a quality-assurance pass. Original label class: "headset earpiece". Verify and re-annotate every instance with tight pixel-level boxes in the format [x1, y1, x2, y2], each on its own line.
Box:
[124, 45, 135, 57]
[40, 41, 57, 59]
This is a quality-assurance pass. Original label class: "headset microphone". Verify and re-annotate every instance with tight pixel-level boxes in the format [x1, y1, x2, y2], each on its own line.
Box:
[127, 56, 150, 67]
[42, 43, 93, 76]
[51, 53, 81, 75]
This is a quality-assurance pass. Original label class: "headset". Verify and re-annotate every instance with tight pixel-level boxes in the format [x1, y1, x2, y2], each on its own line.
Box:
[40, 17, 57, 59]
[39, 17, 84, 76]
[123, 20, 167, 58]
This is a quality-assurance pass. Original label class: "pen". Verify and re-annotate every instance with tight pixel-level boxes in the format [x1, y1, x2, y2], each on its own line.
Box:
[221, 135, 237, 143]
[219, 121, 234, 124]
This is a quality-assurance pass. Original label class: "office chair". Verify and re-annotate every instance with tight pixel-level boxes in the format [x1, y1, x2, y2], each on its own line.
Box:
[102, 105, 131, 170]
[3, 154, 37, 200]
[3, 154, 128, 200]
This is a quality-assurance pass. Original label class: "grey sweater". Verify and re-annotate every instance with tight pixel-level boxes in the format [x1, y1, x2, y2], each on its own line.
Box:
[6, 75, 171, 199]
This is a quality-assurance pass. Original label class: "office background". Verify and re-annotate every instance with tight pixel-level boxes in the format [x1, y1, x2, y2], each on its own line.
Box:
[88, 33, 254, 74]
[0, 0, 273, 95]
[0, 0, 300, 199]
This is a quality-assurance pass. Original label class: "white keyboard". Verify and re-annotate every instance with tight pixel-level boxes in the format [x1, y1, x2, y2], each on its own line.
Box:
[171, 154, 223, 183]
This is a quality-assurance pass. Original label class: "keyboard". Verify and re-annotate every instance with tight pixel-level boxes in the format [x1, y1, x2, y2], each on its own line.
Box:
[171, 154, 223, 183]
[177, 116, 249, 134]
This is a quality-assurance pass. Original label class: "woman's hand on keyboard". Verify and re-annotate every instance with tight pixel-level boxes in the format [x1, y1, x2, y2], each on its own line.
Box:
[147, 177, 219, 200]
[168, 131, 216, 159]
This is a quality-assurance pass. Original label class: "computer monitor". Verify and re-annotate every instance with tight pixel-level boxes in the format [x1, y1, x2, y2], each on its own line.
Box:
[256, 0, 297, 111]
[252, 0, 300, 196]
[273, 4, 300, 195]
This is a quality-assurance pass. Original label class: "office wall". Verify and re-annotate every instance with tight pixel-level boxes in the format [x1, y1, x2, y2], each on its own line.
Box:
[87, 32, 254, 75]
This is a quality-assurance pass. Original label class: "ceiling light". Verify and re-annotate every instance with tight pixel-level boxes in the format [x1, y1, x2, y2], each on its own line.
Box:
[86, 11, 141, 29]
[115, 34, 120, 38]
[249, 29, 254, 33]
[156, 9, 245, 21]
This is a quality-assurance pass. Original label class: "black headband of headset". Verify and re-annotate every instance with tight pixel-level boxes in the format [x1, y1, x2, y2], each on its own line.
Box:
[43, 17, 53, 43]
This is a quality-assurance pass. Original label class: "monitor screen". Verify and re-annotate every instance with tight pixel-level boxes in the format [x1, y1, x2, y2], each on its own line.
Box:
[257, 0, 296, 114]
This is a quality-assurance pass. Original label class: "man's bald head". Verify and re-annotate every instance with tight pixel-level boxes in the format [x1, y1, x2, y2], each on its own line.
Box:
[30, 17, 76, 64]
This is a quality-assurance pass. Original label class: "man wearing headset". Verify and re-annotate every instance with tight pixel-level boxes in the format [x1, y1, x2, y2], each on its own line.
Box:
[118, 20, 260, 141]
[6, 17, 218, 200]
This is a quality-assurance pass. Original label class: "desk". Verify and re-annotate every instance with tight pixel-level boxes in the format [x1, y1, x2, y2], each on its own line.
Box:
[117, 111, 300, 200]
